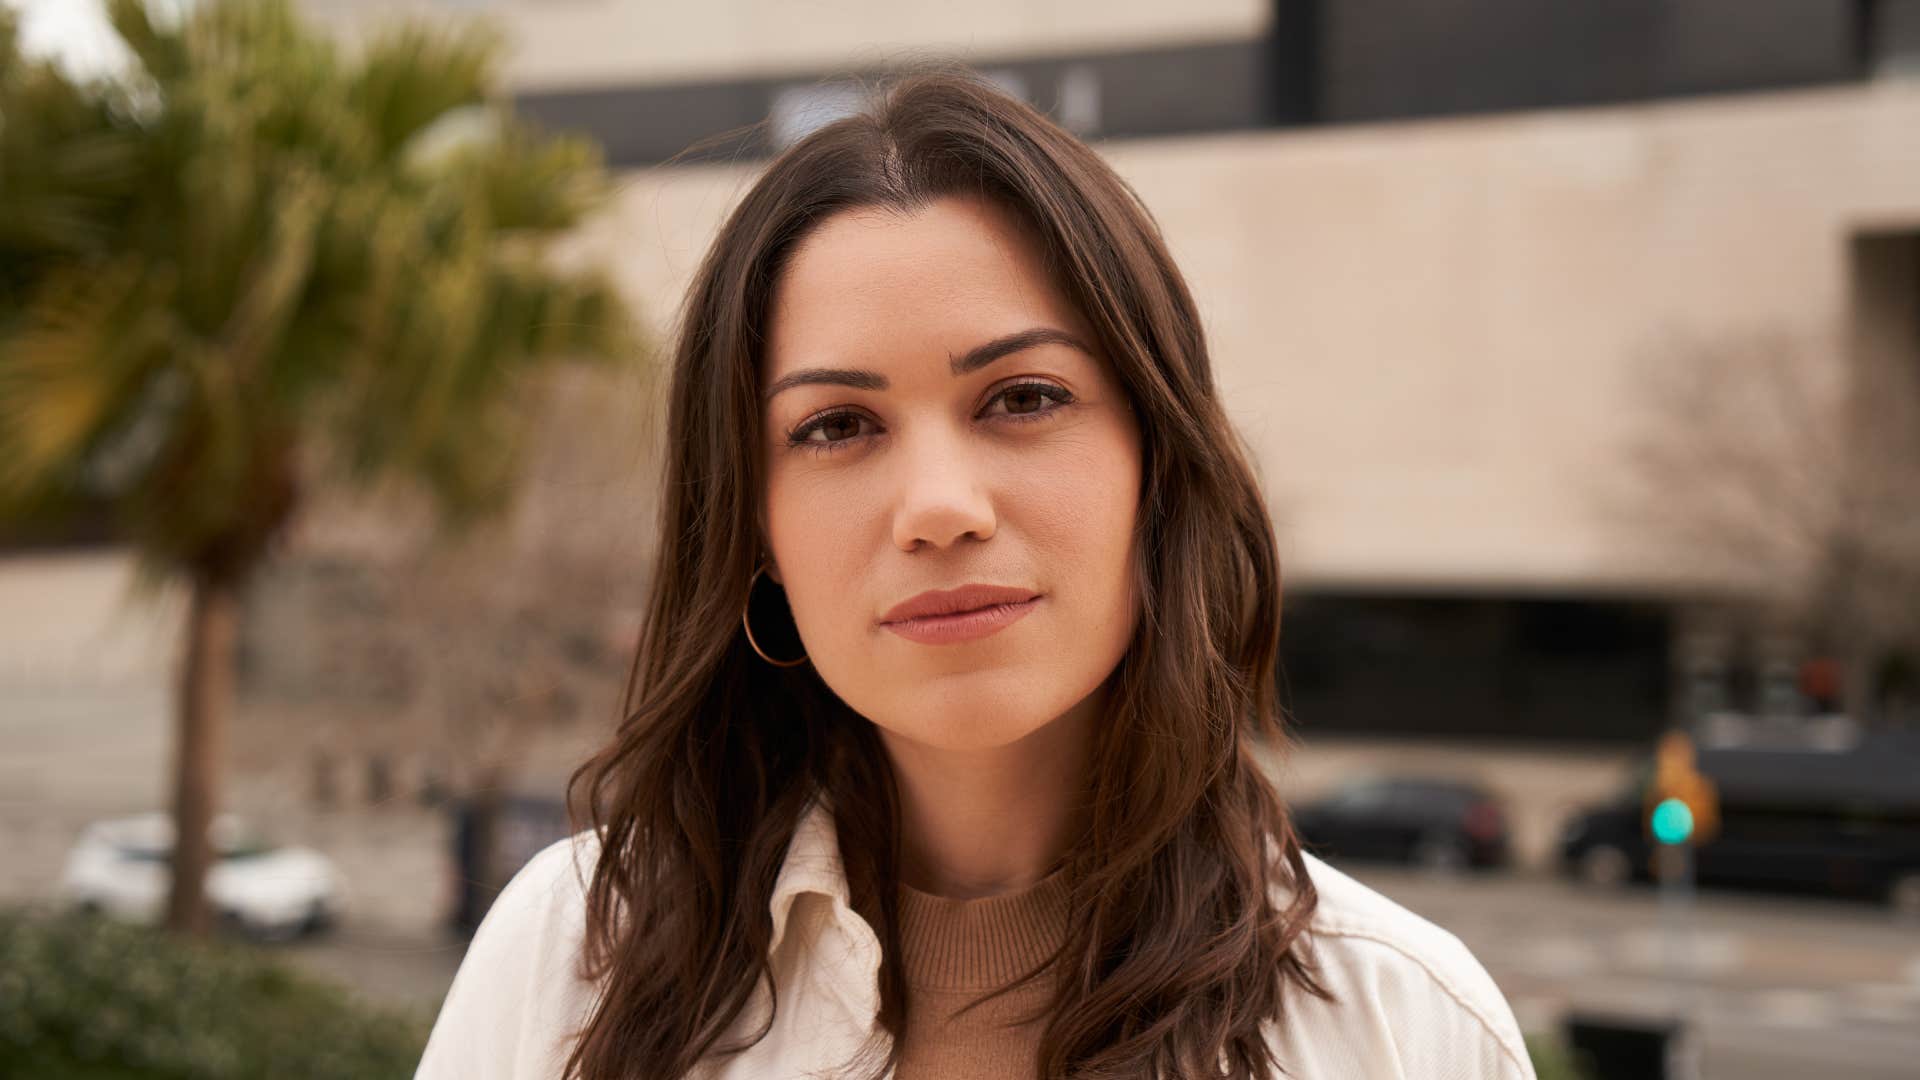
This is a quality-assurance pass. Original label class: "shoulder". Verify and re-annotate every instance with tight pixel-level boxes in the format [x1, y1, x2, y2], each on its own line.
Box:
[416, 829, 606, 1080]
[1267, 852, 1536, 1079]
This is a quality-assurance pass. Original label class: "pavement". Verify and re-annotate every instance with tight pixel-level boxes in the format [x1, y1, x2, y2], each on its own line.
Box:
[6, 692, 1917, 1078]
[1358, 865, 1920, 1080]
[263, 841, 1920, 1079]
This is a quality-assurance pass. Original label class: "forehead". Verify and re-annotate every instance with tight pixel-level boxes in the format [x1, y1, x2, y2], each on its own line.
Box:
[764, 195, 1084, 377]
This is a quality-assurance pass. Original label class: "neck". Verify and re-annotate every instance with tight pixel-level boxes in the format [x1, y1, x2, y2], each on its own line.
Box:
[878, 683, 1103, 899]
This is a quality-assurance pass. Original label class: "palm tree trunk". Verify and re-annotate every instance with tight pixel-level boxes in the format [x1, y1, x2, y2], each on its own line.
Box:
[165, 572, 239, 935]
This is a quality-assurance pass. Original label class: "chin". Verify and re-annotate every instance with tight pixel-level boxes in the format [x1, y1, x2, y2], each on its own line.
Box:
[880, 711, 1057, 753]
[856, 667, 1091, 751]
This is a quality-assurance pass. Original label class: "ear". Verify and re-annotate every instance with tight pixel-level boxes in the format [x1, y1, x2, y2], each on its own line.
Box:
[752, 506, 781, 586]
[757, 539, 783, 585]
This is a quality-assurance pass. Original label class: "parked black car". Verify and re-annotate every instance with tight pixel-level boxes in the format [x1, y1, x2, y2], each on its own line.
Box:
[1558, 730, 1920, 912]
[1292, 776, 1511, 871]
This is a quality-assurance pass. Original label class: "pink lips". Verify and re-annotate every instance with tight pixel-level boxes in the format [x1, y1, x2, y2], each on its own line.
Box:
[879, 584, 1042, 645]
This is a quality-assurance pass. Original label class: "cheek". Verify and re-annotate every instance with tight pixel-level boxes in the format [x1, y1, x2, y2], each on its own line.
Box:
[763, 467, 880, 635]
[1020, 420, 1143, 615]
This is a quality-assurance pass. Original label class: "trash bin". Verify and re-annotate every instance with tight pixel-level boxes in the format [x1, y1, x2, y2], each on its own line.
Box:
[1564, 1010, 1686, 1080]
[449, 794, 571, 935]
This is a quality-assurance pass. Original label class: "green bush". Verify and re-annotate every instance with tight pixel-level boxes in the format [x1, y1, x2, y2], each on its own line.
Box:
[1527, 1031, 1589, 1080]
[0, 907, 428, 1079]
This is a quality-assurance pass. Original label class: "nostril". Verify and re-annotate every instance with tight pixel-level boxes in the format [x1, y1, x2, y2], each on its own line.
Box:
[893, 501, 996, 551]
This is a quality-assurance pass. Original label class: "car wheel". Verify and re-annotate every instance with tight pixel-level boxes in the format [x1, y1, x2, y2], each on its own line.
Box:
[300, 902, 336, 939]
[1414, 833, 1470, 875]
[1887, 871, 1920, 919]
[1578, 844, 1633, 889]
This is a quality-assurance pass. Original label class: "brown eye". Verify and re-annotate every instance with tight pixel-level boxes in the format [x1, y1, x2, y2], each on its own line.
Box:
[1002, 387, 1046, 415]
[983, 380, 1073, 421]
[788, 409, 876, 454]
[815, 415, 864, 441]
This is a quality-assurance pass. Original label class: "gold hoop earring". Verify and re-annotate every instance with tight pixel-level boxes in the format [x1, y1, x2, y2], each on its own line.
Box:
[742, 563, 808, 667]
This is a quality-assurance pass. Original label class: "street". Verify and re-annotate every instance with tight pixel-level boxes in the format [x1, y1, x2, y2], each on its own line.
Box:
[5, 693, 1916, 1077]
[257, 850, 1920, 1078]
[1352, 863, 1920, 1080]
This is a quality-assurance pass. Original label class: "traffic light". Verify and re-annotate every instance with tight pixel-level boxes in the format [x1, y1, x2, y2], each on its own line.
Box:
[1646, 730, 1718, 847]
[1650, 797, 1694, 845]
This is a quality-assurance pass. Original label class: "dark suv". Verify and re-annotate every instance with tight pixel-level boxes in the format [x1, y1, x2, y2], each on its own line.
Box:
[1558, 730, 1920, 912]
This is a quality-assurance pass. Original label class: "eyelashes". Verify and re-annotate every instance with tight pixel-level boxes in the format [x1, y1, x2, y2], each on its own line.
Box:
[784, 380, 1076, 456]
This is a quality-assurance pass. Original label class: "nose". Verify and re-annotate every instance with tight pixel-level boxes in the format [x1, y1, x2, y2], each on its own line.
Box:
[890, 430, 997, 552]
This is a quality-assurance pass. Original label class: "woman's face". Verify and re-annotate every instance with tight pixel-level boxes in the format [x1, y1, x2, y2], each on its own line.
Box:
[760, 194, 1142, 752]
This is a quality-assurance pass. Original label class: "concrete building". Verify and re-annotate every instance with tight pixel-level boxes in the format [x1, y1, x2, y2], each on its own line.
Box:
[12, 1, 1920, 744]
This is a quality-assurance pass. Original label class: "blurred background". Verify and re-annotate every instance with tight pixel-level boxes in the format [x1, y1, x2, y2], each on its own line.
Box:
[2, 1, 1917, 1078]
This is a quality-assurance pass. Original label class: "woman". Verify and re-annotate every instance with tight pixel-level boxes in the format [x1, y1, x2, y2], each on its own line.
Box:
[417, 71, 1536, 1080]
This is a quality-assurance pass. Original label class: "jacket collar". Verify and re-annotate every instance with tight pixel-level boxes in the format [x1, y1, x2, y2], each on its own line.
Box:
[763, 793, 884, 1022]
[700, 792, 891, 1078]
[767, 791, 865, 956]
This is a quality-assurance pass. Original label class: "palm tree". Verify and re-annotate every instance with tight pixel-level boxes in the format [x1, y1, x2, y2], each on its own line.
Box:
[0, 0, 636, 934]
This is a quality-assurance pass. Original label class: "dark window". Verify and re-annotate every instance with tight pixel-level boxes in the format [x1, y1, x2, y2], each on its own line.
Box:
[1280, 593, 1671, 742]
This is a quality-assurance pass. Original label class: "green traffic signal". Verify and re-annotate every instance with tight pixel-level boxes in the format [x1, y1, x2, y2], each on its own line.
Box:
[1651, 797, 1694, 845]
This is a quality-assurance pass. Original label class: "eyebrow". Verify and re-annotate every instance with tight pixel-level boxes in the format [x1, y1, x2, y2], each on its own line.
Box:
[761, 327, 1092, 403]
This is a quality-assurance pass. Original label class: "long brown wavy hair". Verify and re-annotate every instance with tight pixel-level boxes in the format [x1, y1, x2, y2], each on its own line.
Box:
[565, 68, 1328, 1080]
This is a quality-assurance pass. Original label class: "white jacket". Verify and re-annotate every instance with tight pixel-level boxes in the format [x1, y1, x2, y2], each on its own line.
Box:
[416, 797, 1537, 1079]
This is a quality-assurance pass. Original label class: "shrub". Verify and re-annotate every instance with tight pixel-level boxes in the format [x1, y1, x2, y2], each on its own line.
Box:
[1527, 1031, 1589, 1080]
[0, 907, 427, 1079]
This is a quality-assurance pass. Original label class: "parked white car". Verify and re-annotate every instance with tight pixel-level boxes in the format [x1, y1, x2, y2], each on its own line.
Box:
[59, 812, 344, 941]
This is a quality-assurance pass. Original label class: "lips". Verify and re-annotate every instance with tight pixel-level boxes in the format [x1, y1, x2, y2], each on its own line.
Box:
[880, 584, 1042, 625]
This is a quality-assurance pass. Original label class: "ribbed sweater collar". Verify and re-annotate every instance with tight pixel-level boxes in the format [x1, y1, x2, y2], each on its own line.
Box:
[895, 864, 1071, 991]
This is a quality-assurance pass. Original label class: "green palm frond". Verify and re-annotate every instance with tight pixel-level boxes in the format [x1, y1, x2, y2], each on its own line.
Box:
[0, 22, 143, 301]
[0, 259, 175, 501]
[0, 0, 640, 573]
[104, 0, 188, 86]
[350, 20, 504, 161]
[411, 115, 610, 233]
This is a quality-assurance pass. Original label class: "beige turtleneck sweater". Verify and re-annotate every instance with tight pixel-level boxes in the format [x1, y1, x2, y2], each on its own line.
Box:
[892, 865, 1072, 1080]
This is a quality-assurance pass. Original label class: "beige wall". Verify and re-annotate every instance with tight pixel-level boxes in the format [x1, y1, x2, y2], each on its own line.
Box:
[300, 0, 1267, 90]
[581, 83, 1920, 595]
[0, 553, 181, 690]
